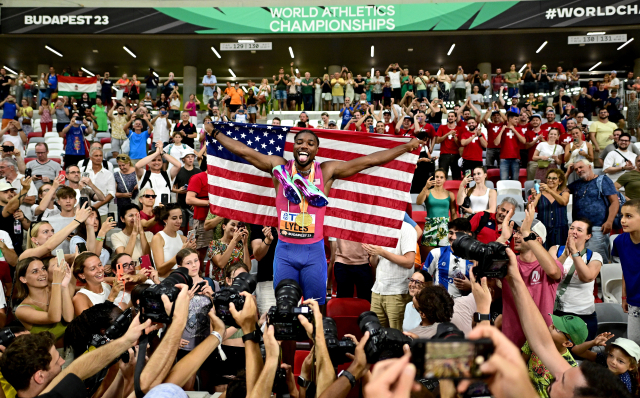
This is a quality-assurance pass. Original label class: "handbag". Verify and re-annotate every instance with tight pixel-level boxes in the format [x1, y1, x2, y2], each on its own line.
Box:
[537, 144, 556, 168]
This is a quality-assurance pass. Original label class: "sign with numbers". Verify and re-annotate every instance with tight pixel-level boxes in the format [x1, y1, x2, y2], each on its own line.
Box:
[567, 34, 627, 44]
[220, 42, 272, 51]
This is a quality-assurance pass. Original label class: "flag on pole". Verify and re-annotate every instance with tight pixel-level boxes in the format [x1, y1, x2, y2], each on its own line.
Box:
[57, 75, 97, 99]
[205, 122, 419, 247]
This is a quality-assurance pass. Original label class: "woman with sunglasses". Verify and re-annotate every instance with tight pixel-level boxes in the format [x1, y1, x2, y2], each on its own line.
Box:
[114, 154, 138, 228]
[71, 207, 116, 266]
[402, 269, 433, 331]
[139, 188, 163, 234]
[529, 168, 570, 249]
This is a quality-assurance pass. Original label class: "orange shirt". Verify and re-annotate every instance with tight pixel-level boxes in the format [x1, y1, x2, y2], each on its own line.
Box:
[230, 89, 243, 105]
[117, 79, 130, 93]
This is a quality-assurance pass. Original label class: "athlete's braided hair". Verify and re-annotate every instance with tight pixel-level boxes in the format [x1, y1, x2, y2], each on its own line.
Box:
[64, 302, 122, 357]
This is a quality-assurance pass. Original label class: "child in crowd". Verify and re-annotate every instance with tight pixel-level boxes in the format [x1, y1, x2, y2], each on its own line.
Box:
[233, 106, 248, 123]
[382, 78, 392, 107]
[571, 334, 639, 395]
[521, 314, 587, 398]
[614, 199, 640, 342]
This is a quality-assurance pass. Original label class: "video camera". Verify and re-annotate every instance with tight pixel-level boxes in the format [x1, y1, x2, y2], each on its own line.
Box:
[138, 267, 193, 323]
[358, 311, 412, 364]
[267, 279, 313, 341]
[451, 235, 509, 279]
[214, 272, 257, 328]
[324, 317, 356, 366]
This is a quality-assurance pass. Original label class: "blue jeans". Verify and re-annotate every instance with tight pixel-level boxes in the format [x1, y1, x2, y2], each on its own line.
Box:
[507, 87, 519, 98]
[586, 226, 610, 264]
[302, 93, 313, 111]
[500, 158, 520, 180]
[275, 90, 287, 101]
[416, 89, 428, 100]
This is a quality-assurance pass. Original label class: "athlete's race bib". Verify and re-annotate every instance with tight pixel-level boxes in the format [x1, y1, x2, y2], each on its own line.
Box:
[280, 211, 315, 239]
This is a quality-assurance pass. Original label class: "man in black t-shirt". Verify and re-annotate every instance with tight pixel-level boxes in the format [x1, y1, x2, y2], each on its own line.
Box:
[353, 74, 366, 95]
[173, 149, 201, 232]
[250, 224, 278, 315]
[173, 111, 197, 148]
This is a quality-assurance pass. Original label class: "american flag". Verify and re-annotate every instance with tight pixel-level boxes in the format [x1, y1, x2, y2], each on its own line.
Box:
[205, 122, 419, 247]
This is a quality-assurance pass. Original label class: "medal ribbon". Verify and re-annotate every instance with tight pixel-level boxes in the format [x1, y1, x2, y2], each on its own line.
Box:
[290, 162, 315, 213]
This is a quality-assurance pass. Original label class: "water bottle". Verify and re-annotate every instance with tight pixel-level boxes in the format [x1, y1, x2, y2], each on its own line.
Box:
[14, 219, 21, 234]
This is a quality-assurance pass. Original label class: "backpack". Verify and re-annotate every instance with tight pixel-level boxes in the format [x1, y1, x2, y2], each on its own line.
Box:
[595, 175, 625, 230]
[80, 158, 109, 172]
[554, 246, 594, 311]
[140, 169, 171, 190]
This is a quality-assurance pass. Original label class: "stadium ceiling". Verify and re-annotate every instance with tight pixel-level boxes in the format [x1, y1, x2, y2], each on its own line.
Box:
[3, 26, 639, 80]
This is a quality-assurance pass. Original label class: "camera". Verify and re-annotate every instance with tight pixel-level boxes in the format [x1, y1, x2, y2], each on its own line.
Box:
[358, 311, 411, 364]
[138, 267, 193, 323]
[267, 279, 313, 341]
[410, 338, 494, 380]
[451, 235, 509, 279]
[90, 308, 134, 363]
[272, 367, 289, 395]
[0, 328, 16, 347]
[213, 272, 256, 328]
[324, 317, 356, 366]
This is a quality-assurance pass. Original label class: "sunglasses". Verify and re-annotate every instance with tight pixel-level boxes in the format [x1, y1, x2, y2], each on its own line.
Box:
[116, 156, 129, 161]
[547, 177, 559, 181]
[142, 194, 157, 199]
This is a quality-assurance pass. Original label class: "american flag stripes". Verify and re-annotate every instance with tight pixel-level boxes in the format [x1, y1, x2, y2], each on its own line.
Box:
[205, 122, 419, 247]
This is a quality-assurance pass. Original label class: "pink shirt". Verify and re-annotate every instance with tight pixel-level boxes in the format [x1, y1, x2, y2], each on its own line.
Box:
[501, 256, 562, 348]
[275, 160, 326, 245]
[185, 101, 198, 117]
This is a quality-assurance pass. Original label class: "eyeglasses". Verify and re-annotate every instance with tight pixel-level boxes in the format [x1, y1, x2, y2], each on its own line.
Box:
[142, 194, 157, 199]
[407, 278, 425, 286]
[619, 139, 631, 143]
[547, 177, 559, 181]
[35, 152, 47, 155]
[118, 261, 137, 269]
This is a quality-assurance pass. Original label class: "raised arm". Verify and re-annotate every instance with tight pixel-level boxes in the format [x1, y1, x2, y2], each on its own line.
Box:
[204, 123, 285, 173]
[521, 204, 561, 280]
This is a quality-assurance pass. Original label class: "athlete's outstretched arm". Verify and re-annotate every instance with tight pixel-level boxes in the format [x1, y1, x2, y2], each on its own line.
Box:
[323, 138, 421, 181]
[204, 122, 285, 173]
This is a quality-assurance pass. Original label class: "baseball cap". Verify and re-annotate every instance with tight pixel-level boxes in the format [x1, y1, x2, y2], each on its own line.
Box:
[404, 115, 413, 120]
[0, 181, 15, 192]
[611, 70, 617, 75]
[513, 218, 547, 243]
[181, 148, 196, 159]
[611, 338, 640, 362]
[328, 119, 337, 126]
[530, 114, 542, 120]
[551, 314, 588, 346]
[541, 65, 547, 70]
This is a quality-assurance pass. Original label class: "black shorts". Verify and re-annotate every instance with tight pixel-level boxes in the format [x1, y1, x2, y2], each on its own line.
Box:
[609, 113, 624, 123]
[225, 98, 231, 106]
[229, 104, 240, 112]
[392, 88, 402, 101]
[373, 93, 383, 101]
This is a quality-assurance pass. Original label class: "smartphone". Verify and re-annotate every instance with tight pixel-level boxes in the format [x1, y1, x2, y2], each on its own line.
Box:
[182, 184, 189, 190]
[411, 339, 494, 380]
[237, 222, 245, 229]
[55, 249, 65, 267]
[116, 263, 124, 283]
[534, 179, 541, 194]
[161, 193, 169, 205]
[25, 168, 32, 178]
[139, 255, 154, 270]
[187, 229, 196, 242]
[161, 110, 167, 115]
[35, 174, 42, 178]
[464, 170, 471, 179]
[82, 172, 90, 179]
[107, 212, 115, 222]
[193, 281, 206, 294]
[77, 242, 88, 253]
[78, 196, 90, 208]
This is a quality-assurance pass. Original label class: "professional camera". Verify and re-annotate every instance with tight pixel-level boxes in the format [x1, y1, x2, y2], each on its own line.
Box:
[451, 234, 509, 279]
[213, 272, 257, 328]
[139, 267, 193, 323]
[267, 279, 313, 341]
[0, 328, 16, 347]
[272, 367, 289, 396]
[90, 308, 134, 363]
[358, 311, 412, 364]
[324, 317, 356, 366]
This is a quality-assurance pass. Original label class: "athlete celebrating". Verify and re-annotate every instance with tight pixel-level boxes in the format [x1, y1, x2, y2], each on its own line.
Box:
[204, 123, 420, 304]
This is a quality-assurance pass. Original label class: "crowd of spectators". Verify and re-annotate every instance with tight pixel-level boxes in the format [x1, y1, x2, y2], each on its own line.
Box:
[0, 61, 638, 398]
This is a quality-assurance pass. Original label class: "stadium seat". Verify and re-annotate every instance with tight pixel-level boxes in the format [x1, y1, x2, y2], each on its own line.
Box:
[49, 158, 62, 164]
[596, 322, 627, 338]
[496, 194, 524, 212]
[469, 181, 494, 189]
[100, 137, 111, 145]
[595, 302, 628, 324]
[24, 157, 36, 164]
[609, 234, 619, 259]
[44, 132, 58, 140]
[47, 143, 64, 151]
[601, 263, 623, 303]
[109, 158, 119, 168]
[511, 212, 526, 224]
[412, 211, 426, 232]
[487, 169, 500, 187]
[48, 149, 64, 159]
[28, 132, 44, 140]
[28, 137, 45, 144]
[593, 168, 603, 176]
[518, 169, 527, 186]
[25, 149, 36, 157]
[293, 350, 311, 378]
[496, 180, 522, 197]
[523, 180, 535, 198]
[326, 298, 371, 339]
[95, 132, 111, 140]
[443, 180, 462, 201]
[45, 136, 63, 145]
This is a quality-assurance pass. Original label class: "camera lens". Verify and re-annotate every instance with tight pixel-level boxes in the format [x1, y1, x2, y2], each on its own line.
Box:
[161, 267, 193, 288]
[358, 311, 382, 335]
[231, 272, 257, 293]
[323, 317, 338, 338]
[275, 279, 303, 312]
[451, 234, 485, 263]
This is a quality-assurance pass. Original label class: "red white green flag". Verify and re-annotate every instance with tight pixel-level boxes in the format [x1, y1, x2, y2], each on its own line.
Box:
[57, 75, 97, 99]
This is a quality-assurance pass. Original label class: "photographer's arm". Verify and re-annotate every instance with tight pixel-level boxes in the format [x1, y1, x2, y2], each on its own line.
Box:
[299, 299, 336, 395]
[319, 333, 370, 398]
[230, 292, 263, 394]
[248, 325, 280, 398]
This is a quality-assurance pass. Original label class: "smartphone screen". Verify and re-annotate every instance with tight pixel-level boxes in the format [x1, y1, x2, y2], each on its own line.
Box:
[187, 229, 196, 242]
[107, 212, 115, 222]
[25, 168, 32, 178]
[55, 249, 65, 267]
[77, 242, 88, 253]
[161, 193, 169, 205]
[79, 196, 90, 208]
[412, 339, 494, 380]
[116, 263, 124, 283]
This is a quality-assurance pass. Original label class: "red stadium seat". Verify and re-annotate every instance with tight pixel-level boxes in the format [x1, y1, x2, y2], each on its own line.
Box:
[28, 132, 43, 140]
[487, 169, 500, 187]
[24, 157, 36, 163]
[49, 158, 62, 164]
[100, 137, 111, 145]
[412, 211, 426, 232]
[293, 350, 311, 378]
[518, 169, 527, 187]
[327, 298, 371, 339]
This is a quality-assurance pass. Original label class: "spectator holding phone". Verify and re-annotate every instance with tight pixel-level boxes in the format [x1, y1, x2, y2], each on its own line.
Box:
[25, 143, 61, 189]
[172, 148, 200, 233]
[60, 112, 92, 167]
[150, 203, 196, 280]
[71, 207, 116, 267]
[207, 219, 251, 283]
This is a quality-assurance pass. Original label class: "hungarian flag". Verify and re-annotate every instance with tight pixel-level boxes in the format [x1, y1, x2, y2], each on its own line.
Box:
[57, 75, 97, 99]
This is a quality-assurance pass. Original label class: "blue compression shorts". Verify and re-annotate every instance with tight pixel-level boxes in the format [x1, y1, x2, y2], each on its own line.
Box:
[273, 239, 327, 305]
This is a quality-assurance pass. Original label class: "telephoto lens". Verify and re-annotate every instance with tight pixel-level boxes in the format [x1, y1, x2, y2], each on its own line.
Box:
[138, 267, 193, 323]
[267, 279, 313, 340]
[214, 272, 257, 328]
[324, 317, 356, 366]
[358, 311, 411, 363]
[451, 235, 509, 279]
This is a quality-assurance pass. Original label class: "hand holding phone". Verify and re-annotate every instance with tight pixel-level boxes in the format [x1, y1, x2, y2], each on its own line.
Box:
[161, 193, 169, 205]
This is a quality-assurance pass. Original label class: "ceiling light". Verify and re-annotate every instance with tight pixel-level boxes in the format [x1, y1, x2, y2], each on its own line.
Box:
[408, 48, 413, 52]
[81, 67, 95, 76]
[447, 43, 455, 56]
[518, 64, 527, 73]
[123, 46, 136, 58]
[229, 68, 236, 78]
[618, 38, 634, 50]
[153, 71, 159, 78]
[45, 45, 63, 57]
[295, 68, 299, 74]
[587, 31, 606, 35]
[3, 66, 17, 75]
[211, 47, 221, 58]
[371, 68, 374, 77]
[92, 49, 98, 53]
[536, 41, 548, 53]
[238, 39, 255, 43]
[589, 61, 602, 71]
[371, 46, 374, 57]
[289, 46, 294, 58]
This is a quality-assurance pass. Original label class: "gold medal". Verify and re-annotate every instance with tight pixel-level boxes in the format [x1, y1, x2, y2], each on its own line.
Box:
[295, 212, 312, 227]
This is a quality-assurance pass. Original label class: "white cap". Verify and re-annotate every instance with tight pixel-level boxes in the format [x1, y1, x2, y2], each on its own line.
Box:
[181, 148, 196, 159]
[0, 181, 15, 192]
[612, 338, 640, 362]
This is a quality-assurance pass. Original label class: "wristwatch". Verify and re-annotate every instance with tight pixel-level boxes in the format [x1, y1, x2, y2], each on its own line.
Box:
[473, 312, 491, 323]
[241, 328, 262, 343]
[297, 376, 312, 388]
[571, 252, 581, 258]
[523, 233, 537, 242]
[338, 370, 356, 388]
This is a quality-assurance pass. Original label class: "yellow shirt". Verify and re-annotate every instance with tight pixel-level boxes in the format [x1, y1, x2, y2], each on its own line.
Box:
[331, 78, 345, 97]
[0, 371, 17, 398]
[589, 120, 618, 151]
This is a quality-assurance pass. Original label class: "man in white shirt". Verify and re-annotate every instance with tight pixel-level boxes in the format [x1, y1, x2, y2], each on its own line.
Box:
[43, 185, 80, 254]
[151, 105, 172, 148]
[135, 141, 181, 207]
[603, 132, 637, 183]
[202, 68, 217, 106]
[609, 70, 620, 90]
[64, 164, 106, 202]
[85, 147, 115, 219]
[365, 221, 417, 331]
[0, 157, 37, 220]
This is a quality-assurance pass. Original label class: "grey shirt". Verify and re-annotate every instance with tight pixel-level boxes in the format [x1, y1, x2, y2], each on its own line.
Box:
[25, 159, 62, 189]
[600, 143, 640, 159]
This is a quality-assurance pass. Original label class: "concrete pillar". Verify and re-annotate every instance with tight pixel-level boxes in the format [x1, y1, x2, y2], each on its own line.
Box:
[183, 65, 197, 97]
[634, 58, 640, 79]
[37, 64, 49, 78]
[477, 62, 491, 78]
